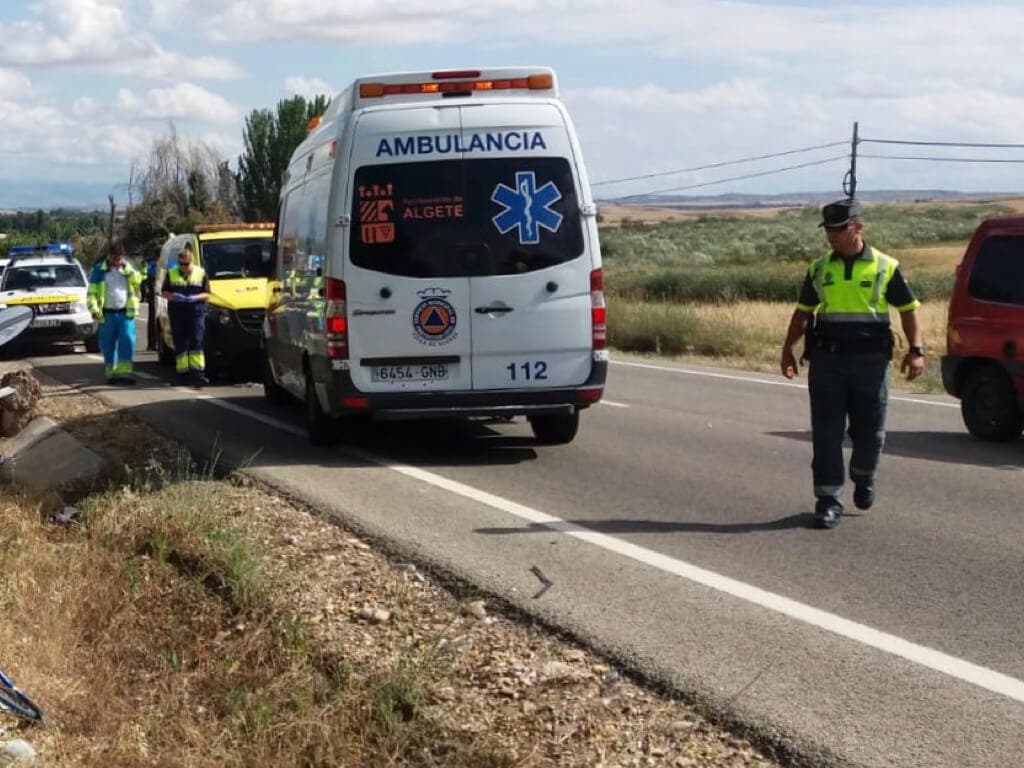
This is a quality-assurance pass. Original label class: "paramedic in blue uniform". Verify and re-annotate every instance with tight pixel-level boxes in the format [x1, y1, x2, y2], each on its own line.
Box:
[160, 246, 211, 386]
[86, 241, 142, 385]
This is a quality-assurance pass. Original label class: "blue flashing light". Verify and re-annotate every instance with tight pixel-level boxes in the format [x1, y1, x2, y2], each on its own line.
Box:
[7, 241, 75, 258]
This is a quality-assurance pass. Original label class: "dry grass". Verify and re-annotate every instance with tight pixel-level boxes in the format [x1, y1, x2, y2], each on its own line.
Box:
[0, 481, 503, 767]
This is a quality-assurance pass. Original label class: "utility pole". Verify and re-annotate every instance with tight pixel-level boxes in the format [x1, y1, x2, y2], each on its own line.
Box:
[843, 121, 859, 199]
[107, 194, 116, 243]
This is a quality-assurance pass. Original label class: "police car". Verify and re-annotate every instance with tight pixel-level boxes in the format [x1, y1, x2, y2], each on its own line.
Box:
[0, 243, 98, 351]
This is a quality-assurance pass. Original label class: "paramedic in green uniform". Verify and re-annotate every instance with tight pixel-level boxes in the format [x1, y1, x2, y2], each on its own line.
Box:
[780, 199, 926, 529]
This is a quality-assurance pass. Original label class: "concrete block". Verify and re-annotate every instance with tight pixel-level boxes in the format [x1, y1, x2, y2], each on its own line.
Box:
[1, 416, 59, 456]
[0, 419, 105, 492]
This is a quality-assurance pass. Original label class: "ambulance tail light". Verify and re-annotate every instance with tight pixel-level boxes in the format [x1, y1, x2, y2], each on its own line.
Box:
[325, 278, 348, 359]
[590, 269, 606, 351]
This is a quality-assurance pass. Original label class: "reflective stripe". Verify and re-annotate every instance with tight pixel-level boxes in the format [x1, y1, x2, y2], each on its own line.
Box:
[816, 312, 891, 324]
[112, 361, 133, 375]
[870, 253, 895, 316]
[811, 256, 827, 300]
[176, 353, 189, 374]
[815, 484, 844, 498]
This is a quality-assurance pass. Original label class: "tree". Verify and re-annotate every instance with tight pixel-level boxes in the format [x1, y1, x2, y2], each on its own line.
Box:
[236, 94, 329, 220]
[117, 123, 238, 258]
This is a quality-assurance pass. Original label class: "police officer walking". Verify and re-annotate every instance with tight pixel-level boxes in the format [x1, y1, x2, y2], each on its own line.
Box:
[780, 199, 926, 529]
[87, 241, 143, 385]
[160, 246, 211, 386]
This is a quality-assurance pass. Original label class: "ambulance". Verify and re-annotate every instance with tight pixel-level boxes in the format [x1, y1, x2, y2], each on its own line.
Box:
[0, 242, 98, 352]
[155, 223, 275, 374]
[263, 66, 606, 445]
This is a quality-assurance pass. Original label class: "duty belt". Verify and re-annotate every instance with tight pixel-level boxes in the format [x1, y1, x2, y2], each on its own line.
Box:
[812, 336, 891, 355]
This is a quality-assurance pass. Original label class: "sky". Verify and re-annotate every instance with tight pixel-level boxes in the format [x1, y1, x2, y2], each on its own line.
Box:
[2, 0, 1024, 208]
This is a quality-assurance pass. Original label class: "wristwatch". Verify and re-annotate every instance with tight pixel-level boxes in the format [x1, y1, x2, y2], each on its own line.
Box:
[908, 345, 926, 358]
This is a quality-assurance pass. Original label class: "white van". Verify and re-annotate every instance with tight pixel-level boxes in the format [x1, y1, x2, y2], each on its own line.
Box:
[264, 67, 606, 445]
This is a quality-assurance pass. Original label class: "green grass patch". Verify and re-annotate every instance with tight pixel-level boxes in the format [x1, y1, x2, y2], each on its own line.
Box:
[600, 201, 1007, 303]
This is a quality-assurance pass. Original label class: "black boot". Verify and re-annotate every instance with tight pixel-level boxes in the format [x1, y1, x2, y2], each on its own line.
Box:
[814, 497, 843, 529]
[853, 481, 875, 510]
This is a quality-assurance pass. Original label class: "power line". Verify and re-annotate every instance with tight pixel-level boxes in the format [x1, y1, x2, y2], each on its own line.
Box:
[591, 141, 847, 187]
[861, 138, 1024, 149]
[613, 155, 848, 201]
[860, 154, 1024, 164]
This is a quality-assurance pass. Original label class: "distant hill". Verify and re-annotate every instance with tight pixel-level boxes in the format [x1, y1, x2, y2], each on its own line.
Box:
[598, 190, 1022, 210]
[0, 179, 120, 211]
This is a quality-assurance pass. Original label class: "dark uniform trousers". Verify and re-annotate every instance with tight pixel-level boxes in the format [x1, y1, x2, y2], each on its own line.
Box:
[808, 349, 890, 499]
[168, 303, 206, 375]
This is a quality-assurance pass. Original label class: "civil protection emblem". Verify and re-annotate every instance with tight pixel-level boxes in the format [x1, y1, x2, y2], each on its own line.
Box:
[412, 288, 457, 344]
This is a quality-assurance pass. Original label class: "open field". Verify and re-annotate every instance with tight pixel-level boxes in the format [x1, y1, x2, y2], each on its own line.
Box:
[597, 196, 1024, 227]
[599, 197, 1020, 392]
[608, 299, 949, 393]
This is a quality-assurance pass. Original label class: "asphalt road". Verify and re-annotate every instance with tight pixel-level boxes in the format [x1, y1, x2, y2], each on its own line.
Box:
[22, 320, 1024, 768]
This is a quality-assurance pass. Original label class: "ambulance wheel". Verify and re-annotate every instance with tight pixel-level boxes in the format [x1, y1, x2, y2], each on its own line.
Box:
[305, 375, 339, 446]
[263, 355, 290, 406]
[156, 333, 174, 366]
[528, 411, 579, 445]
[961, 367, 1024, 442]
[84, 334, 100, 353]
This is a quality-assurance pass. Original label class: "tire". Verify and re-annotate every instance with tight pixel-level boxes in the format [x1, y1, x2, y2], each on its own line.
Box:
[961, 367, 1024, 442]
[528, 411, 580, 445]
[263, 355, 290, 406]
[305, 375, 339, 446]
[84, 334, 100, 353]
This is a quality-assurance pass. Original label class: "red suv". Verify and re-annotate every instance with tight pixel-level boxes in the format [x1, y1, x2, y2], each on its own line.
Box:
[942, 215, 1024, 441]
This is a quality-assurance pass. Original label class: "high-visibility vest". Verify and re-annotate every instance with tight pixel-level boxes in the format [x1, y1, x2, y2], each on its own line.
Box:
[87, 260, 142, 318]
[801, 246, 915, 329]
[166, 265, 208, 293]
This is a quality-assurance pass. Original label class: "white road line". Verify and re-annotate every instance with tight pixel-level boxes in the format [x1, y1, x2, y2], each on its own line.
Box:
[181, 392, 1024, 706]
[611, 359, 959, 409]
[600, 399, 630, 408]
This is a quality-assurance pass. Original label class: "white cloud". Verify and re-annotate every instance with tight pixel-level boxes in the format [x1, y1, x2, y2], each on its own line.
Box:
[136, 83, 239, 124]
[116, 89, 140, 111]
[71, 96, 99, 117]
[285, 76, 335, 100]
[0, 67, 31, 97]
[110, 84, 237, 125]
[567, 75, 1024, 197]
[0, 0, 242, 80]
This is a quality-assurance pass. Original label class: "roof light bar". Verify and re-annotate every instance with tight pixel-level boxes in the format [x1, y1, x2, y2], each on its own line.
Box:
[359, 73, 553, 100]
[195, 222, 274, 233]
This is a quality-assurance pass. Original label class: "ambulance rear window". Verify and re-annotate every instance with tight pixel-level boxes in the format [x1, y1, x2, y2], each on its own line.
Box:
[349, 158, 583, 277]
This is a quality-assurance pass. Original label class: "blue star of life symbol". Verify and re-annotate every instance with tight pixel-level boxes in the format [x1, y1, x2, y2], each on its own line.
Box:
[491, 171, 563, 245]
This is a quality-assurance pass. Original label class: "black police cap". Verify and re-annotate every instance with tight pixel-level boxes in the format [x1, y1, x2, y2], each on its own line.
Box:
[819, 199, 863, 228]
